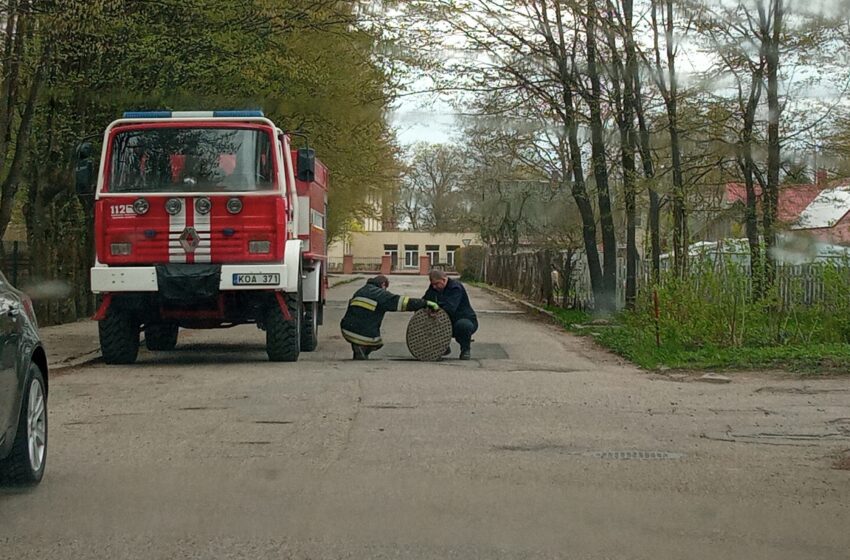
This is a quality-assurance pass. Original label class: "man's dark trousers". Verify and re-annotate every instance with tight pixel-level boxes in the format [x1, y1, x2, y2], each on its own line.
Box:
[453, 318, 478, 351]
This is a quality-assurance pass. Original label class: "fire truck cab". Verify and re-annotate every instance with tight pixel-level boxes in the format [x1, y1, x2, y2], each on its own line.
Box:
[76, 110, 327, 364]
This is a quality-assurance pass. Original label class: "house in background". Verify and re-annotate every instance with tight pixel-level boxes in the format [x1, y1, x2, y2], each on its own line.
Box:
[703, 171, 850, 246]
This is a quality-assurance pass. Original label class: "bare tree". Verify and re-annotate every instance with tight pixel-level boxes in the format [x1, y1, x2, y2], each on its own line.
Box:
[399, 143, 466, 231]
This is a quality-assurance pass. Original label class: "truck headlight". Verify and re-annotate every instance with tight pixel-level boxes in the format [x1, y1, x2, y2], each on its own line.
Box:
[111, 243, 132, 256]
[133, 198, 150, 215]
[195, 197, 212, 215]
[165, 198, 182, 215]
[249, 240, 271, 254]
[226, 197, 243, 214]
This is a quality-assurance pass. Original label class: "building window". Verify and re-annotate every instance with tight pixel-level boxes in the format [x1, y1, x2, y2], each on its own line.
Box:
[426, 245, 440, 265]
[404, 245, 419, 268]
[384, 244, 398, 269]
[446, 245, 460, 267]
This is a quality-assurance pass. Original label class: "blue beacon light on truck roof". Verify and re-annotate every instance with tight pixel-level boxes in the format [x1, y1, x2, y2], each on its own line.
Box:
[122, 110, 265, 119]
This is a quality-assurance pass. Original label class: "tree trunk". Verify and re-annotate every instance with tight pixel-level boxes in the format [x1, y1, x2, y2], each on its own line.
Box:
[0, 0, 22, 170]
[0, 38, 48, 239]
[544, 4, 606, 309]
[740, 66, 764, 299]
[605, 1, 638, 309]
[651, 0, 686, 276]
[664, 0, 687, 277]
[633, 58, 661, 280]
[622, 0, 638, 308]
[763, 0, 782, 289]
[585, 2, 617, 311]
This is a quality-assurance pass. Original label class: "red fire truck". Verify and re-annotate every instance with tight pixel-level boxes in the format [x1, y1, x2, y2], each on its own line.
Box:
[75, 110, 328, 364]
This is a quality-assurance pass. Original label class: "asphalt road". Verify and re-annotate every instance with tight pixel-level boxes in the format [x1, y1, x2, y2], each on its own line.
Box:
[1, 275, 849, 559]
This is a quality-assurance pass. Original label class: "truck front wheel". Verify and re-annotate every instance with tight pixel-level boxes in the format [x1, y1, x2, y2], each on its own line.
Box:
[145, 324, 179, 351]
[266, 293, 301, 362]
[99, 308, 140, 365]
[300, 302, 319, 352]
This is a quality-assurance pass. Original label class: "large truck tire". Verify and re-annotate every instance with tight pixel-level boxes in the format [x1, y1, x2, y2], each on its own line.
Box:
[145, 324, 179, 351]
[266, 292, 301, 362]
[300, 301, 319, 352]
[99, 308, 140, 365]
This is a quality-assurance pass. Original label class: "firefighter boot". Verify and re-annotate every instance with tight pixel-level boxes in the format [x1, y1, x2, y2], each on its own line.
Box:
[352, 344, 370, 360]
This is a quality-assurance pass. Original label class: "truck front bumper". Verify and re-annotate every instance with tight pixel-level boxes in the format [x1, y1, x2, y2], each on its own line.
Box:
[91, 264, 293, 293]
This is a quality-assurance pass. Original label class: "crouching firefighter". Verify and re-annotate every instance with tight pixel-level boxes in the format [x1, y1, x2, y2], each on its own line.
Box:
[340, 275, 438, 360]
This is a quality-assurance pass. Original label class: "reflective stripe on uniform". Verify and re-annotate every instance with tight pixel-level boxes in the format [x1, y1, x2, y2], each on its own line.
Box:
[350, 296, 378, 311]
[341, 329, 383, 347]
[397, 296, 409, 311]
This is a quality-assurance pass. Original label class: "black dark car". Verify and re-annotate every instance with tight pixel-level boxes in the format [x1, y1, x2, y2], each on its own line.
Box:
[0, 270, 48, 485]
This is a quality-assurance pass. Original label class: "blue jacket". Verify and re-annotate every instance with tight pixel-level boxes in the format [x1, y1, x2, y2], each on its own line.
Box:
[424, 278, 477, 324]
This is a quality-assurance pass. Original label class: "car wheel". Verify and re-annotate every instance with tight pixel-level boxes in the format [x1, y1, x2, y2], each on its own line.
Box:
[0, 363, 47, 486]
[145, 324, 179, 351]
[99, 308, 140, 364]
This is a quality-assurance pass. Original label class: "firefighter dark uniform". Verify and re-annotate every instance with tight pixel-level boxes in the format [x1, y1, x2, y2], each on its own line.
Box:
[340, 277, 434, 359]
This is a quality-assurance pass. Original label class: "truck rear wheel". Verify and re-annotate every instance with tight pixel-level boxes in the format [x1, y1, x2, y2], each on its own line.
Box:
[145, 324, 179, 351]
[300, 302, 319, 352]
[99, 308, 140, 365]
[266, 293, 301, 362]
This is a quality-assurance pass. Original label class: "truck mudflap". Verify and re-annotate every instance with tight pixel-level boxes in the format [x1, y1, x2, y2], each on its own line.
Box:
[155, 264, 221, 304]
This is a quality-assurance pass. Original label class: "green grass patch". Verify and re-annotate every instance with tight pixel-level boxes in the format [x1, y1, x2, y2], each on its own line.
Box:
[595, 325, 850, 373]
[483, 271, 850, 374]
[545, 306, 592, 332]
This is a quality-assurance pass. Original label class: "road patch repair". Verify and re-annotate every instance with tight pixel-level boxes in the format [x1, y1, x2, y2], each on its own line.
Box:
[377, 342, 509, 360]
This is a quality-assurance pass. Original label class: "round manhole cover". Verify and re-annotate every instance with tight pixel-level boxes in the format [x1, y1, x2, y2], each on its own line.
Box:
[406, 308, 453, 361]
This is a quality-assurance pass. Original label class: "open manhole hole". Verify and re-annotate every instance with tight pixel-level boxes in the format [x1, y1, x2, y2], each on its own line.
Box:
[583, 450, 684, 460]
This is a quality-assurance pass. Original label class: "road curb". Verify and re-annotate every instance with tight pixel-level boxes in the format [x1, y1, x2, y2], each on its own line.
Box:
[473, 283, 559, 322]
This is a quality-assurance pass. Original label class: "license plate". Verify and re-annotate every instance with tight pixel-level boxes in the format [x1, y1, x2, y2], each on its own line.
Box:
[232, 273, 280, 286]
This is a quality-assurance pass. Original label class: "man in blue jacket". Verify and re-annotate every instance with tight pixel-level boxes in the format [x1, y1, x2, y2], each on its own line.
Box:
[423, 269, 478, 360]
[341, 275, 438, 360]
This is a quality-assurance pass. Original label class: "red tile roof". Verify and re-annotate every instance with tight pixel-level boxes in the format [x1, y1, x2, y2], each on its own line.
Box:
[724, 181, 849, 225]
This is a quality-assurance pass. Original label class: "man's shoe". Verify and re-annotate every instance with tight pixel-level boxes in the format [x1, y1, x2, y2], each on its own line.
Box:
[352, 345, 369, 360]
[442, 347, 452, 356]
[459, 348, 471, 361]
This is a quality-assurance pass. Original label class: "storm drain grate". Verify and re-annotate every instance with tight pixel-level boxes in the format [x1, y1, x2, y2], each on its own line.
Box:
[583, 450, 684, 460]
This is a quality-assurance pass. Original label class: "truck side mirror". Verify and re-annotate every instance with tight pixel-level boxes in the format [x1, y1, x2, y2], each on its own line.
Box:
[75, 141, 94, 196]
[297, 148, 315, 182]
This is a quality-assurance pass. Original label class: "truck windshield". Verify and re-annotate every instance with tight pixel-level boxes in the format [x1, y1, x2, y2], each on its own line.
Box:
[109, 127, 276, 193]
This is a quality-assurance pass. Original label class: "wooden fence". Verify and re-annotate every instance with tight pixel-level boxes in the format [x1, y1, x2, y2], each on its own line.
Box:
[486, 250, 850, 310]
[0, 241, 31, 287]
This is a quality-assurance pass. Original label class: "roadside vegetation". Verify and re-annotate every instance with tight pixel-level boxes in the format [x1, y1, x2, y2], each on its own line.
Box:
[0, 1, 397, 326]
[543, 262, 850, 374]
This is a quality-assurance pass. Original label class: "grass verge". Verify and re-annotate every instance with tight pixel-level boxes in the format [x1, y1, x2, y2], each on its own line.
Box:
[546, 308, 850, 374]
